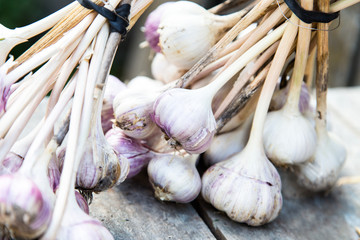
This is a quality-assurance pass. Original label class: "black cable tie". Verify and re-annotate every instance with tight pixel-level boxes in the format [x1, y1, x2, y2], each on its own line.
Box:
[284, 0, 339, 24]
[77, 0, 130, 37]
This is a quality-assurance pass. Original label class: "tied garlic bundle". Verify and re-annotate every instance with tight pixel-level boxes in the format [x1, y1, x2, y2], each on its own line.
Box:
[0, 0, 152, 238]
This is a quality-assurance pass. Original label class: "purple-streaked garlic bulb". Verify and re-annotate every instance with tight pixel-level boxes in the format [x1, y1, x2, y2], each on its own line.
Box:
[203, 116, 252, 166]
[144, 2, 175, 52]
[48, 155, 61, 191]
[113, 88, 160, 140]
[201, 145, 282, 226]
[270, 82, 310, 114]
[147, 152, 201, 203]
[105, 127, 155, 178]
[151, 53, 186, 84]
[0, 174, 52, 239]
[101, 75, 127, 133]
[0, 152, 23, 174]
[158, 1, 244, 69]
[296, 132, 346, 191]
[152, 87, 216, 154]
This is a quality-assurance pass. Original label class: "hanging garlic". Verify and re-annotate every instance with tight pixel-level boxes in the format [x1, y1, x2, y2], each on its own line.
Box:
[113, 88, 159, 139]
[158, 1, 246, 69]
[143, 2, 175, 52]
[105, 127, 155, 178]
[295, 5, 346, 191]
[101, 75, 127, 133]
[151, 53, 186, 84]
[147, 152, 201, 203]
[202, 144, 282, 226]
[202, 14, 299, 226]
[152, 21, 287, 154]
[263, 16, 316, 166]
[203, 116, 252, 166]
[152, 87, 216, 154]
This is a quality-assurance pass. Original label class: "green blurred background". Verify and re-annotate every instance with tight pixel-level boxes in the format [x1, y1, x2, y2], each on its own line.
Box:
[1, 0, 359, 86]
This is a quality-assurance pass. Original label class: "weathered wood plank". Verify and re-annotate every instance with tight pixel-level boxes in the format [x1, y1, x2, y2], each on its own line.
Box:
[89, 171, 216, 240]
[193, 87, 360, 240]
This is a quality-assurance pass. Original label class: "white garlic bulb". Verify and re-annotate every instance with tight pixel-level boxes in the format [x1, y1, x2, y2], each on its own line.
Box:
[263, 105, 317, 166]
[203, 116, 252, 166]
[151, 53, 186, 84]
[202, 145, 282, 226]
[158, 1, 244, 69]
[152, 87, 216, 154]
[113, 89, 159, 139]
[296, 132, 346, 191]
[147, 152, 201, 203]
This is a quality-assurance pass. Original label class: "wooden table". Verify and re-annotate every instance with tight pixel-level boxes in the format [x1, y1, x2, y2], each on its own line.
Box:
[89, 87, 360, 239]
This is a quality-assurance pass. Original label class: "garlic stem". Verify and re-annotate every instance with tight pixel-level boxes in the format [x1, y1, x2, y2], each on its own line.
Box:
[4, 2, 76, 40]
[214, 41, 279, 119]
[204, 22, 288, 98]
[177, 0, 275, 88]
[330, 0, 360, 12]
[0, 39, 78, 139]
[247, 14, 299, 148]
[316, 0, 330, 137]
[284, 0, 313, 112]
[43, 48, 91, 240]
[0, 2, 77, 64]
[4, 13, 95, 86]
[305, 42, 317, 90]
[20, 80, 76, 171]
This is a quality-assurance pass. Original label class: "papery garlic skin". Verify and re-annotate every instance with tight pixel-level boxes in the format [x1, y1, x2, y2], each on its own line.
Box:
[151, 53, 186, 84]
[105, 127, 154, 178]
[152, 88, 216, 154]
[101, 75, 127, 133]
[144, 2, 175, 52]
[202, 147, 282, 226]
[147, 153, 201, 203]
[158, 1, 240, 69]
[296, 133, 346, 191]
[75, 191, 90, 214]
[0, 152, 23, 174]
[263, 107, 317, 166]
[0, 174, 52, 239]
[113, 89, 158, 139]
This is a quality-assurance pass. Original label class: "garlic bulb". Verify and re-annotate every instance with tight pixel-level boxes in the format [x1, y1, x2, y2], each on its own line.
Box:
[201, 145, 282, 226]
[0, 174, 52, 239]
[152, 87, 216, 154]
[296, 132, 346, 191]
[203, 116, 252, 166]
[158, 1, 244, 69]
[113, 89, 159, 139]
[144, 2, 175, 52]
[105, 127, 155, 178]
[147, 152, 201, 203]
[1, 152, 23, 174]
[151, 53, 186, 84]
[263, 105, 317, 166]
[101, 75, 127, 133]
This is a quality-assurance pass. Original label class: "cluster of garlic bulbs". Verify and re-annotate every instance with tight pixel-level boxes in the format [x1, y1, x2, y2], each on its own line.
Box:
[0, 0, 357, 238]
